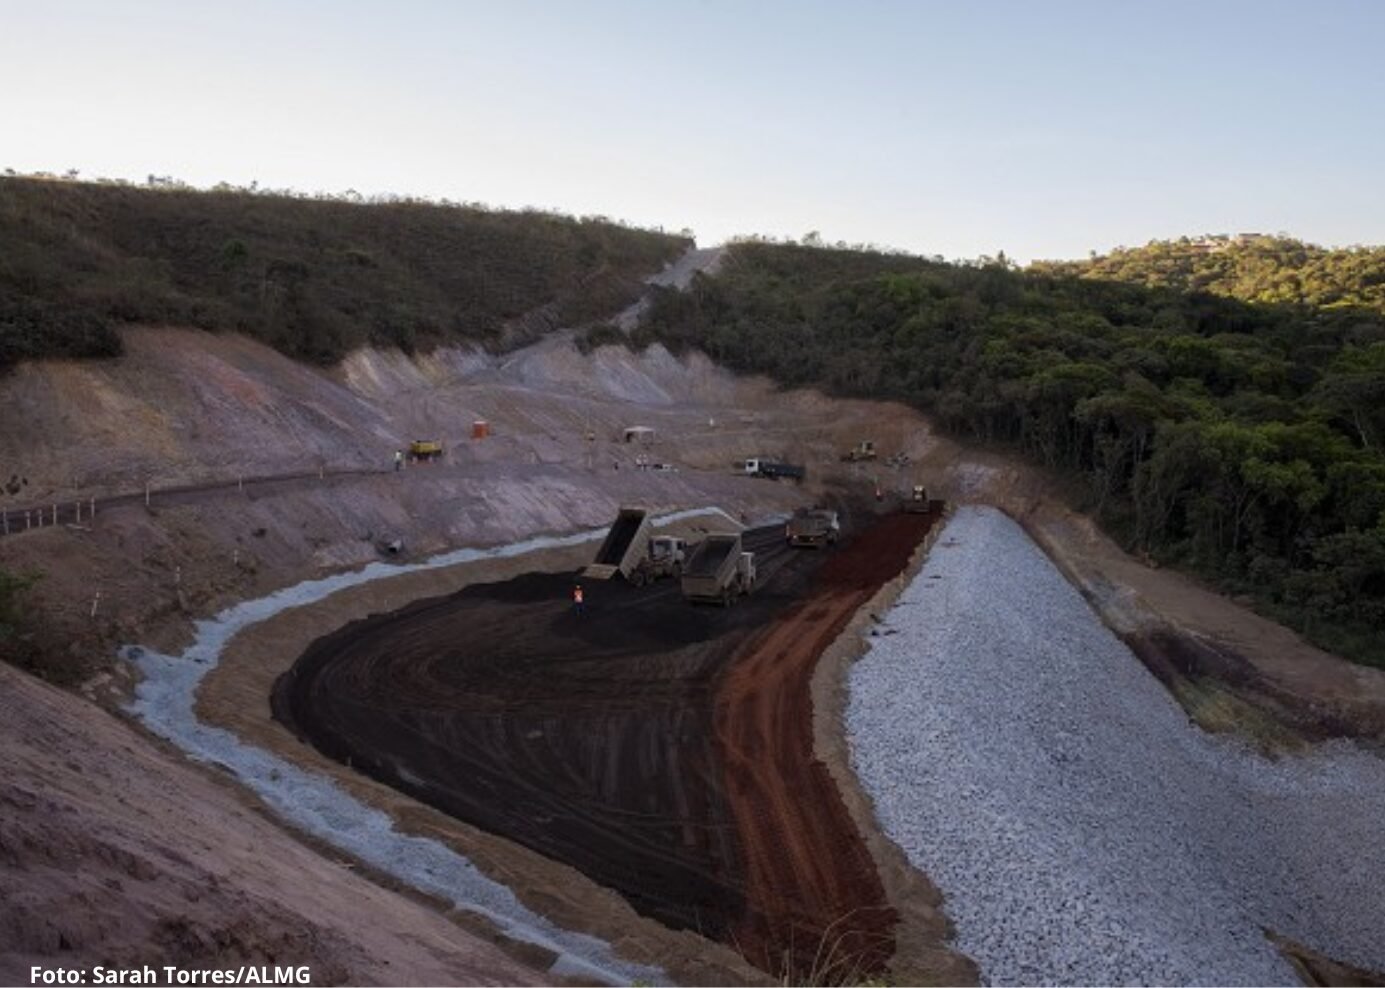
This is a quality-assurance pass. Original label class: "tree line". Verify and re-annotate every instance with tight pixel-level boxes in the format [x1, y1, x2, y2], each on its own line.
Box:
[0, 175, 689, 368]
[637, 239, 1385, 667]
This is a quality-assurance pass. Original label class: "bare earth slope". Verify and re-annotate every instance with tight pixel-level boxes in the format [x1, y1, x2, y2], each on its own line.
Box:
[0, 662, 541, 987]
[0, 325, 919, 682]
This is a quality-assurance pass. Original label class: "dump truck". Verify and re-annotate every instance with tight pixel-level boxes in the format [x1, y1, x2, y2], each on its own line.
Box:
[681, 534, 757, 605]
[629, 535, 687, 587]
[786, 508, 840, 548]
[582, 508, 653, 580]
[841, 440, 877, 462]
[904, 484, 930, 513]
[408, 439, 444, 462]
[739, 457, 806, 482]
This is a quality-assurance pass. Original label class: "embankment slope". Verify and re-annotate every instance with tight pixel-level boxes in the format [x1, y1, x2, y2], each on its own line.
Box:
[0, 662, 542, 986]
[847, 507, 1385, 985]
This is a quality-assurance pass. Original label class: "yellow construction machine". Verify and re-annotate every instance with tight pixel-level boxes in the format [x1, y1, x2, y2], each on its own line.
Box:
[408, 439, 444, 462]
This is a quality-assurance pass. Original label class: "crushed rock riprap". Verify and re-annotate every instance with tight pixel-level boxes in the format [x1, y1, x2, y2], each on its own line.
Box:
[846, 505, 1385, 986]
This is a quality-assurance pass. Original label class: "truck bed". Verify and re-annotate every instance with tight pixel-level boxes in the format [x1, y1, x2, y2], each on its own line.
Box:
[594, 512, 643, 565]
[685, 538, 736, 577]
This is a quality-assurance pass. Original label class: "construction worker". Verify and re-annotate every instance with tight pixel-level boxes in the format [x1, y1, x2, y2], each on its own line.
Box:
[572, 583, 585, 617]
[394, 449, 403, 472]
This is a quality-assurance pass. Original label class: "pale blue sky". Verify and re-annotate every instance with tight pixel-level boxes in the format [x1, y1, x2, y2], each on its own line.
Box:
[3, 0, 1383, 261]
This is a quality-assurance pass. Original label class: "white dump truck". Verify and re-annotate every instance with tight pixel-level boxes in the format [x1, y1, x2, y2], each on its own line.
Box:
[582, 508, 653, 580]
[629, 535, 688, 587]
[680, 533, 757, 606]
[786, 507, 841, 548]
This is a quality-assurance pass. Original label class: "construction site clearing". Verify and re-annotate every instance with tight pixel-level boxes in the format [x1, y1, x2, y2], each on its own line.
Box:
[4, 321, 1385, 987]
[271, 500, 949, 981]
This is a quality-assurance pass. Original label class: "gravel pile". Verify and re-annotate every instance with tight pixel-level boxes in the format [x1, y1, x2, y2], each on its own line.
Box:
[846, 506, 1385, 986]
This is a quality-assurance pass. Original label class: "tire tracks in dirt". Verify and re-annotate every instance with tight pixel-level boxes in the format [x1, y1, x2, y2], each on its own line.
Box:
[714, 511, 943, 979]
[274, 511, 946, 981]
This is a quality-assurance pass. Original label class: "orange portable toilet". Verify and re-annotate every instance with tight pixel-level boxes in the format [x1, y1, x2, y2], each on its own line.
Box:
[472, 419, 490, 439]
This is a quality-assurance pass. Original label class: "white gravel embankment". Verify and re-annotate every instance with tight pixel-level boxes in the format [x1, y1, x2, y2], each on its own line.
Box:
[846, 506, 1385, 986]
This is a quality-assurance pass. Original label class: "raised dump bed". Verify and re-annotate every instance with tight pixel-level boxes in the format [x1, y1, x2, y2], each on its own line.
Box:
[583, 508, 652, 580]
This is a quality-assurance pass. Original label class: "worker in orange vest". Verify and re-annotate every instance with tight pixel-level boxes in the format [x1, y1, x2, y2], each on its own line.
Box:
[572, 583, 585, 617]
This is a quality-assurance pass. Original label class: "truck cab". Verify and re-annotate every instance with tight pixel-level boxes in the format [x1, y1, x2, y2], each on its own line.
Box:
[629, 535, 687, 587]
[904, 484, 931, 513]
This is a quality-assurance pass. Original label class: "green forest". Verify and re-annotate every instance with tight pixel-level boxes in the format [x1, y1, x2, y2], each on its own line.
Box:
[637, 238, 1385, 667]
[0, 176, 688, 368]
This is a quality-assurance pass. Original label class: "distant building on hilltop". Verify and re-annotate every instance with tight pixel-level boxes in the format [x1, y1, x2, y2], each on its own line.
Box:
[1184, 233, 1264, 254]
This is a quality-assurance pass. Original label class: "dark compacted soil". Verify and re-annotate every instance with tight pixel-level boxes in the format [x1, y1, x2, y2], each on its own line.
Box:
[274, 510, 944, 979]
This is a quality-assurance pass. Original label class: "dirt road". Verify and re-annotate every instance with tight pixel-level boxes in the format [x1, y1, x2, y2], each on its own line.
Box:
[0, 466, 385, 538]
[716, 510, 943, 978]
[273, 510, 941, 979]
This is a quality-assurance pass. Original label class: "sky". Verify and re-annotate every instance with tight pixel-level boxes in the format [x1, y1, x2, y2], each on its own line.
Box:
[3, 0, 1383, 262]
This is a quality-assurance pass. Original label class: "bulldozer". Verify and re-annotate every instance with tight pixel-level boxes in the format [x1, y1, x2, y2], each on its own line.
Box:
[841, 440, 877, 462]
[904, 483, 931, 513]
[408, 439, 444, 463]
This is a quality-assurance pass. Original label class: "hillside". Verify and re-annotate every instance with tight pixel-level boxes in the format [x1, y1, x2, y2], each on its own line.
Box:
[0, 176, 689, 368]
[0, 661, 544, 986]
[637, 241, 1385, 667]
[1032, 235, 1385, 315]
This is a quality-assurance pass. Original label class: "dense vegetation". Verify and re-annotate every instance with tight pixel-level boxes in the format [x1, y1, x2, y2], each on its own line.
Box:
[0, 176, 688, 368]
[1035, 235, 1385, 315]
[638, 239, 1385, 666]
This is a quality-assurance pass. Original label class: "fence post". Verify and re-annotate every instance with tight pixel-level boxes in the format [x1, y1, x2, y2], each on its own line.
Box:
[25, 511, 31, 530]
[145, 483, 151, 507]
[90, 496, 96, 518]
[174, 566, 181, 587]
[91, 591, 101, 619]
[53, 503, 58, 526]
[75, 500, 81, 523]
[238, 475, 244, 493]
